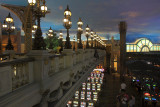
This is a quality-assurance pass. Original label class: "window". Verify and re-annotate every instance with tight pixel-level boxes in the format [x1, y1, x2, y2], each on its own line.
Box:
[141, 46, 149, 52]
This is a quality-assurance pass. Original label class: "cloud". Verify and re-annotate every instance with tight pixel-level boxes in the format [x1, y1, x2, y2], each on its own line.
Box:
[120, 11, 140, 18]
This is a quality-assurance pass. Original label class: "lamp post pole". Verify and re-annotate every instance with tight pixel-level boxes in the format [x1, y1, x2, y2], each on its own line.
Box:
[73, 35, 76, 51]
[63, 5, 72, 49]
[59, 31, 63, 52]
[2, 13, 16, 50]
[85, 24, 90, 49]
[90, 30, 94, 49]
[77, 17, 83, 49]
[94, 33, 97, 49]
[28, 0, 48, 50]
[48, 27, 54, 49]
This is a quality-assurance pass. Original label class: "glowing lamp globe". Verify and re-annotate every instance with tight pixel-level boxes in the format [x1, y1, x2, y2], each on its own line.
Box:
[33, 24, 37, 30]
[64, 5, 72, 17]
[2, 20, 7, 28]
[48, 27, 53, 33]
[41, 5, 47, 13]
[63, 18, 68, 23]
[6, 13, 13, 23]
[11, 25, 15, 30]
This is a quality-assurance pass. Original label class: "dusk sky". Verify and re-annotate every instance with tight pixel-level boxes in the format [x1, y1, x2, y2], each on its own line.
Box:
[0, 0, 160, 43]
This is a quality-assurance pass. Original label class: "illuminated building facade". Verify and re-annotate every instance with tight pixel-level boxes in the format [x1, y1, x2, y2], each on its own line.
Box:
[126, 38, 160, 52]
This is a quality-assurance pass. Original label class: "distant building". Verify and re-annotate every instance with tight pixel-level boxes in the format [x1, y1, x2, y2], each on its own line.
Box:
[126, 38, 160, 52]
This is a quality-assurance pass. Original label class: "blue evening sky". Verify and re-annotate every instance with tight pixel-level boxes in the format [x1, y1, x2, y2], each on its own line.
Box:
[0, 0, 160, 43]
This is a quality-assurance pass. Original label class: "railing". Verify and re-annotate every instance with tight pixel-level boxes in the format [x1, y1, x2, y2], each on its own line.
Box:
[12, 62, 29, 90]
[0, 49, 106, 107]
[0, 58, 34, 97]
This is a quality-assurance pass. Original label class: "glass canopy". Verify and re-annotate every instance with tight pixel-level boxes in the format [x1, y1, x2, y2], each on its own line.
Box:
[126, 38, 160, 52]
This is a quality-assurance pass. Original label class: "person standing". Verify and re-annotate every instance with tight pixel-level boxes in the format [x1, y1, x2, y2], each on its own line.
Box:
[121, 82, 127, 92]
[129, 95, 135, 107]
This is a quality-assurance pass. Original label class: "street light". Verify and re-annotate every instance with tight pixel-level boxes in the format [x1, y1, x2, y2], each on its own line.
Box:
[94, 32, 97, 48]
[47, 27, 54, 49]
[90, 30, 94, 48]
[28, 0, 36, 6]
[77, 17, 83, 49]
[59, 31, 63, 51]
[63, 5, 72, 49]
[2, 13, 16, 50]
[96, 35, 100, 49]
[73, 35, 76, 51]
[28, 0, 48, 50]
[85, 24, 90, 49]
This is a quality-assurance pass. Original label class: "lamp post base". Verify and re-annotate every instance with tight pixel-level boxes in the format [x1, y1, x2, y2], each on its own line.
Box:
[6, 37, 14, 50]
[33, 28, 46, 50]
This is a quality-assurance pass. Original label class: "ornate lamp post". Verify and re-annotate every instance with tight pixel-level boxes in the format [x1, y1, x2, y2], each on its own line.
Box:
[90, 30, 94, 49]
[85, 24, 90, 49]
[28, 0, 48, 50]
[59, 31, 63, 51]
[63, 5, 72, 49]
[96, 35, 100, 49]
[2, 13, 16, 50]
[77, 17, 83, 49]
[94, 32, 97, 48]
[47, 27, 54, 49]
[73, 35, 76, 51]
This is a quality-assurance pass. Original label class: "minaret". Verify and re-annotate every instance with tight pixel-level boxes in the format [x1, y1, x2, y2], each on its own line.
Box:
[119, 21, 127, 81]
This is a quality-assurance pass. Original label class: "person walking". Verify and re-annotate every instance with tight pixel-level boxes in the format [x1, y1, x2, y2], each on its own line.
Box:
[128, 95, 135, 107]
[121, 82, 127, 93]
[121, 94, 128, 107]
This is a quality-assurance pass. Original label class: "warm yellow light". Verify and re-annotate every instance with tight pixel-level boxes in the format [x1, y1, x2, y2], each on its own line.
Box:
[78, 27, 83, 31]
[86, 32, 89, 35]
[77, 21, 83, 26]
[63, 18, 68, 23]
[90, 31, 94, 35]
[59, 32, 63, 36]
[14, 67, 16, 76]
[41, 5, 47, 13]
[49, 29, 53, 33]
[69, 21, 72, 25]
[6, 13, 13, 23]
[6, 17, 13, 23]
[64, 11, 72, 17]
[2, 21, 7, 28]
[11, 26, 15, 30]
[86, 27, 90, 31]
[28, 0, 36, 6]
[32, 30, 35, 33]
[33, 24, 37, 29]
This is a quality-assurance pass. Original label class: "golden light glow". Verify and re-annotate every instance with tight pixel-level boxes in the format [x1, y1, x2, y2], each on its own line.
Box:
[11, 25, 15, 30]
[14, 67, 16, 76]
[6, 17, 13, 23]
[28, 0, 36, 5]
[64, 11, 72, 16]
[33, 24, 37, 29]
[2, 24, 7, 28]
[69, 21, 72, 25]
[49, 29, 53, 33]
[63, 18, 68, 23]
[86, 27, 90, 31]
[41, 5, 47, 13]
[77, 21, 83, 26]
[32, 30, 35, 33]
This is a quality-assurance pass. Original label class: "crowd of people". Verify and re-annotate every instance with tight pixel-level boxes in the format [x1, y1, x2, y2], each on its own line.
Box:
[116, 82, 135, 107]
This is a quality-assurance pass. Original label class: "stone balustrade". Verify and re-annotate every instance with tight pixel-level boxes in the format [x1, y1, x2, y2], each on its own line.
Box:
[0, 49, 106, 107]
